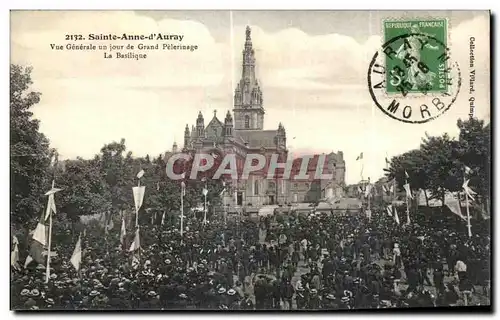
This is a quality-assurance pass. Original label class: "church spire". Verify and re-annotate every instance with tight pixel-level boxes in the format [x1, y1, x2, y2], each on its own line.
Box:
[241, 26, 256, 84]
[245, 26, 253, 49]
[233, 26, 264, 130]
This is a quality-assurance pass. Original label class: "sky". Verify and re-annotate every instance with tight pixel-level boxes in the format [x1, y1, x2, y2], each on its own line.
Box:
[10, 10, 490, 184]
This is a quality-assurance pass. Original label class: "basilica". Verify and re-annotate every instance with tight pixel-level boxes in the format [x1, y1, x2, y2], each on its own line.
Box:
[169, 26, 346, 208]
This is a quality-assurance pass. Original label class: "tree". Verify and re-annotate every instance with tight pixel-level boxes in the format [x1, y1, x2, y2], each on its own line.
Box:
[420, 133, 463, 210]
[457, 118, 491, 215]
[385, 149, 429, 204]
[56, 158, 111, 222]
[10, 65, 51, 225]
[99, 139, 134, 213]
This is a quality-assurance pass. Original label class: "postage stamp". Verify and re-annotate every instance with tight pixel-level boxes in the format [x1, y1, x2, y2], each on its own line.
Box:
[10, 10, 490, 312]
[367, 18, 461, 124]
[383, 19, 449, 95]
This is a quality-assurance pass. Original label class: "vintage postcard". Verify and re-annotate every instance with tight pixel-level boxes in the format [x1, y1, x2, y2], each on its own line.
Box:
[10, 10, 491, 311]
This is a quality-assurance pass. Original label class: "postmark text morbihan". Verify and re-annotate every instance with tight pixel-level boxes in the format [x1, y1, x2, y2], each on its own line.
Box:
[367, 18, 462, 124]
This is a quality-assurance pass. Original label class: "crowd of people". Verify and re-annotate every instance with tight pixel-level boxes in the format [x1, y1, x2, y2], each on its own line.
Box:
[11, 205, 491, 310]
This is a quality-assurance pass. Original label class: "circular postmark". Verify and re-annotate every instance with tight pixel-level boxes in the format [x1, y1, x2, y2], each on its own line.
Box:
[368, 33, 461, 124]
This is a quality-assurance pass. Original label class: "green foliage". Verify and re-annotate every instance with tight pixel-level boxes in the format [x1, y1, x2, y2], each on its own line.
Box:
[10, 65, 51, 225]
[56, 157, 111, 221]
[54, 145, 225, 224]
[456, 118, 491, 207]
[385, 117, 490, 213]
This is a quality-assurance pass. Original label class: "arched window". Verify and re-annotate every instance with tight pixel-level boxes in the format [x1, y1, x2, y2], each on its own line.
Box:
[245, 115, 250, 129]
[254, 180, 259, 195]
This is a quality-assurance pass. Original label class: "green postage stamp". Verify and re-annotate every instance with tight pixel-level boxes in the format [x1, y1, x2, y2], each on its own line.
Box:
[383, 19, 448, 95]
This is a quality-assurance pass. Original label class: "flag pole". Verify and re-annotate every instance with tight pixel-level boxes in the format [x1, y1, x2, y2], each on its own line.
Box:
[367, 191, 371, 220]
[393, 179, 396, 202]
[44, 179, 57, 283]
[464, 191, 471, 238]
[405, 177, 410, 225]
[136, 178, 140, 227]
[203, 180, 208, 225]
[180, 182, 184, 239]
[45, 212, 53, 283]
[464, 177, 472, 238]
[223, 189, 227, 225]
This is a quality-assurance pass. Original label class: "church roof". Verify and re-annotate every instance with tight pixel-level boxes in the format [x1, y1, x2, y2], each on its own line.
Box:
[234, 130, 277, 149]
[206, 115, 224, 128]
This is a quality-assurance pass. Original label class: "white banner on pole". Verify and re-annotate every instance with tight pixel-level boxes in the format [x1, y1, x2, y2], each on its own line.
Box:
[132, 186, 146, 213]
[137, 169, 145, 179]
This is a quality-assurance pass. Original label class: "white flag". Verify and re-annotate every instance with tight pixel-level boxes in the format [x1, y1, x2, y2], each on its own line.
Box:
[11, 243, 20, 270]
[44, 194, 57, 221]
[70, 235, 82, 271]
[50, 152, 58, 167]
[107, 217, 114, 231]
[181, 181, 186, 196]
[137, 169, 145, 179]
[357, 186, 363, 193]
[129, 228, 141, 252]
[132, 186, 146, 213]
[43, 185, 62, 220]
[161, 211, 166, 226]
[462, 179, 477, 201]
[405, 170, 410, 179]
[24, 256, 33, 269]
[32, 222, 47, 246]
[386, 205, 393, 217]
[464, 166, 472, 175]
[394, 207, 400, 225]
[219, 188, 226, 197]
[120, 218, 126, 246]
[445, 192, 466, 220]
[202, 188, 208, 196]
[364, 184, 372, 198]
[389, 185, 394, 193]
[403, 183, 413, 199]
[382, 185, 388, 193]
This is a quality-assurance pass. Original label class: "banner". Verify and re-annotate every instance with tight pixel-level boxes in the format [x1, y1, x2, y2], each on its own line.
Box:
[70, 235, 82, 271]
[403, 183, 413, 199]
[132, 186, 146, 213]
[44, 186, 62, 220]
[137, 169, 145, 179]
[386, 205, 393, 217]
[394, 206, 400, 225]
[32, 223, 47, 246]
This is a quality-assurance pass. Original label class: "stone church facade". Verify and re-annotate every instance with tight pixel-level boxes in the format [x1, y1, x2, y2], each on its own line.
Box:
[169, 26, 346, 208]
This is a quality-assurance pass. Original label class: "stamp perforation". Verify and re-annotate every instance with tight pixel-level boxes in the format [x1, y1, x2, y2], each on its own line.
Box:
[379, 16, 453, 100]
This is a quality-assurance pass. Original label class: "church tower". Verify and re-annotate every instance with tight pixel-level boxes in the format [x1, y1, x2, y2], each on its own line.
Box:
[233, 26, 264, 130]
[196, 111, 205, 137]
[224, 110, 234, 137]
[183, 124, 190, 149]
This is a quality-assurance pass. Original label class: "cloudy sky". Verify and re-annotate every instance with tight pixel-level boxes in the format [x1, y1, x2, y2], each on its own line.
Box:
[11, 10, 490, 184]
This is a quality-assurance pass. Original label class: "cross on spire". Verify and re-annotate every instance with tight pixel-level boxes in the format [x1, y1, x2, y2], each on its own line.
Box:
[213, 109, 217, 118]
